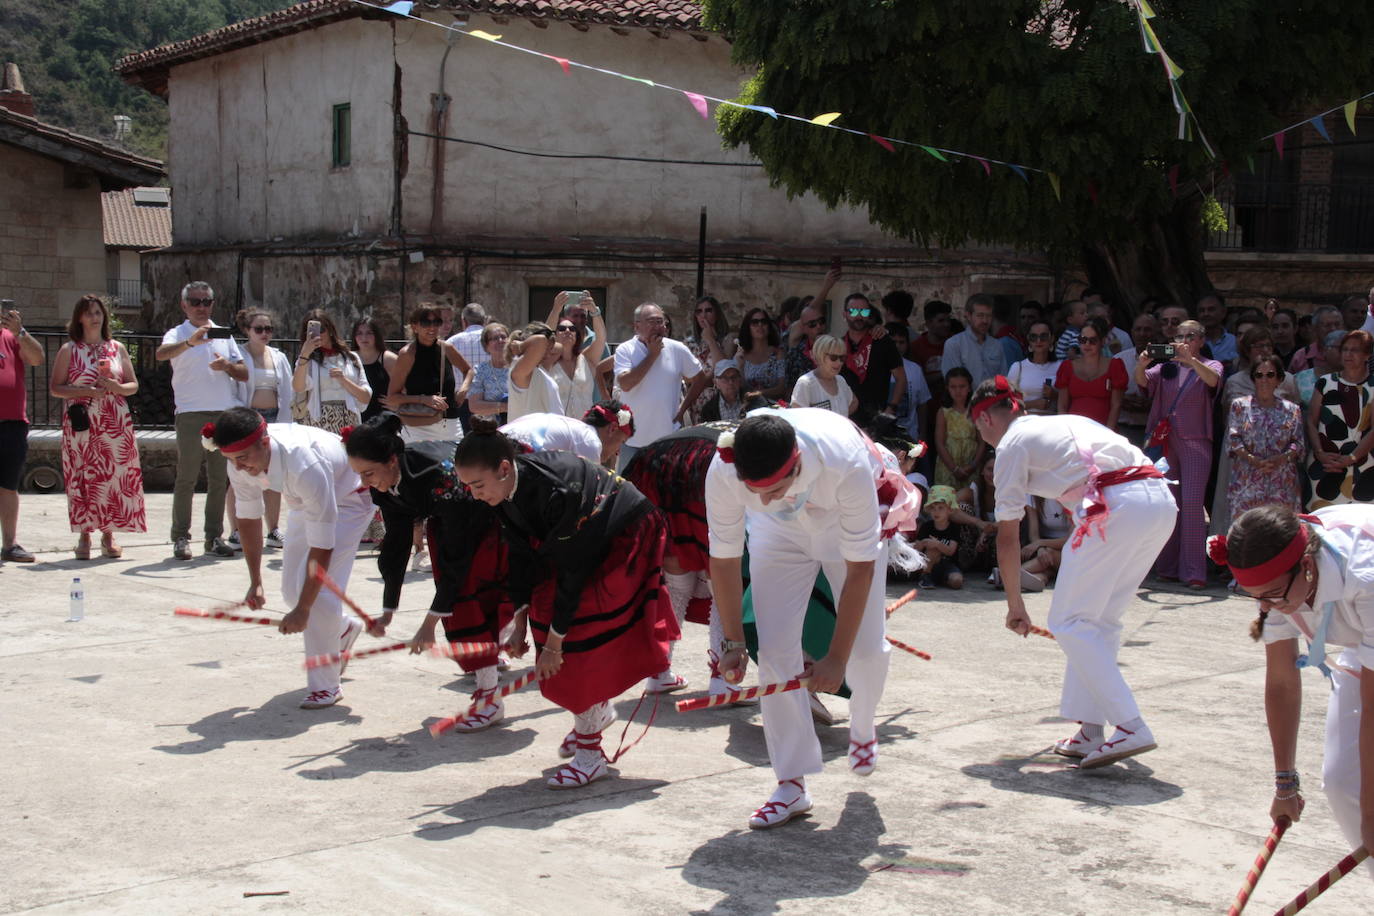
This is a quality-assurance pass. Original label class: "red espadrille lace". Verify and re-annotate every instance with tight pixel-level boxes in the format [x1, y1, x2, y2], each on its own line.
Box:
[848, 738, 877, 775]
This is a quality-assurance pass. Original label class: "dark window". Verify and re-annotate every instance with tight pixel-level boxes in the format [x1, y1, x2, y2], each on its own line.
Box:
[331, 103, 351, 168]
[528, 286, 609, 324]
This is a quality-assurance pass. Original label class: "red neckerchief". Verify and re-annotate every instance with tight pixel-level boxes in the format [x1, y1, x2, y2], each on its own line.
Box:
[845, 332, 873, 383]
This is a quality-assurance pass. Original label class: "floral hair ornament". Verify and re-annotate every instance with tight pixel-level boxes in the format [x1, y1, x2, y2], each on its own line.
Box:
[1213, 524, 1312, 590]
[969, 375, 1024, 425]
[1205, 534, 1229, 567]
[339, 425, 355, 445]
[587, 404, 634, 436]
[200, 422, 218, 452]
[716, 431, 736, 464]
[204, 417, 269, 456]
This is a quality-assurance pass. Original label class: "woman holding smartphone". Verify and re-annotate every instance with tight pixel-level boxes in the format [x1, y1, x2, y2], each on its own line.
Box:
[291, 310, 371, 434]
[545, 291, 608, 420]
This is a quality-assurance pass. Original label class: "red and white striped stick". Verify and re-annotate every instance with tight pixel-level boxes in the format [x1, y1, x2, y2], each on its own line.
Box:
[308, 560, 377, 630]
[1028, 625, 1056, 640]
[885, 588, 919, 618]
[429, 670, 539, 738]
[305, 641, 411, 670]
[1227, 819, 1288, 916]
[174, 606, 276, 626]
[886, 636, 932, 660]
[428, 641, 500, 661]
[1272, 846, 1369, 915]
[675, 677, 810, 712]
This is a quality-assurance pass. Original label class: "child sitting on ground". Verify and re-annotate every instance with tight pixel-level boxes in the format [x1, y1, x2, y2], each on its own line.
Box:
[915, 485, 965, 590]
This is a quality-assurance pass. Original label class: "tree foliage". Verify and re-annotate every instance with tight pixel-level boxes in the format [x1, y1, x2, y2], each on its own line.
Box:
[0, 0, 288, 159]
[701, 0, 1374, 306]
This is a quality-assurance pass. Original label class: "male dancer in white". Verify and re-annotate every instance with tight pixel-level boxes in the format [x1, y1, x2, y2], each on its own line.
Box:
[707, 408, 892, 828]
[970, 375, 1176, 767]
[206, 407, 373, 709]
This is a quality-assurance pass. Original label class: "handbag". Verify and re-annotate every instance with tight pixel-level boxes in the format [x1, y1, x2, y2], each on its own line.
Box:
[67, 402, 90, 432]
[1143, 372, 1198, 463]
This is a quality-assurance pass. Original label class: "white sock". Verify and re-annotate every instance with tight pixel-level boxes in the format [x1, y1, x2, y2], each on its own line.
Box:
[475, 665, 499, 691]
[770, 778, 806, 803]
[1079, 722, 1105, 741]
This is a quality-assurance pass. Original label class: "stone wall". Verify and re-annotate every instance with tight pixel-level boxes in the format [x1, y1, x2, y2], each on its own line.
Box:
[0, 144, 107, 326]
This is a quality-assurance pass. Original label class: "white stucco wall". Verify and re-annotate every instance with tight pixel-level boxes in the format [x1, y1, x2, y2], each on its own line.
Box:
[165, 18, 395, 245]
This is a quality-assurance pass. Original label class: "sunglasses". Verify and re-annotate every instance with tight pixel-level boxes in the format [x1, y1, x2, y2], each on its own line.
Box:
[824, 353, 845, 362]
[187, 298, 214, 306]
[1078, 335, 1100, 345]
[416, 318, 443, 327]
[749, 317, 771, 326]
[1252, 370, 1278, 379]
[556, 324, 576, 333]
[1028, 332, 1051, 341]
[251, 325, 273, 334]
[846, 307, 873, 318]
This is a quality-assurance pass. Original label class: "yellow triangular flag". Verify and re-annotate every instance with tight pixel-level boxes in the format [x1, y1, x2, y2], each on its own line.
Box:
[468, 30, 503, 41]
[1345, 100, 1359, 136]
[809, 112, 842, 126]
[1138, 0, 1157, 19]
[1047, 172, 1062, 202]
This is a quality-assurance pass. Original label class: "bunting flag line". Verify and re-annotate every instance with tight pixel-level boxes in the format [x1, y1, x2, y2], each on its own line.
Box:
[1132, 0, 1216, 158]
[1262, 90, 1374, 153]
[1309, 116, 1331, 143]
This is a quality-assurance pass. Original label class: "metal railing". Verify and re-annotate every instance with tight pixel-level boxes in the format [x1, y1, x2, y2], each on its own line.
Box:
[105, 278, 145, 308]
[1207, 178, 1374, 253]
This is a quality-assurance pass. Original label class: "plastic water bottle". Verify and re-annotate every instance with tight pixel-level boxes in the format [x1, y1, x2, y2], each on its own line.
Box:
[68, 577, 84, 622]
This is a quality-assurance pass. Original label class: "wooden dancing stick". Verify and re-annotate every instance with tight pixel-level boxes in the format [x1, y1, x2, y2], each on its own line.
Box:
[886, 636, 932, 660]
[307, 560, 378, 630]
[428, 641, 501, 661]
[428, 670, 539, 738]
[1028, 625, 1056, 640]
[304, 641, 411, 670]
[675, 677, 811, 712]
[885, 588, 919, 618]
[1227, 819, 1288, 916]
[1271, 846, 1369, 915]
[174, 606, 276, 626]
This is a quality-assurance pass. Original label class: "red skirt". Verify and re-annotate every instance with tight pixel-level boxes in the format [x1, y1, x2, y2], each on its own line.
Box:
[529, 510, 679, 714]
[426, 520, 513, 673]
[621, 436, 713, 573]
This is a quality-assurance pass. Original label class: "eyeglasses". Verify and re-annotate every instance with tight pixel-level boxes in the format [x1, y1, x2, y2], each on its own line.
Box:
[416, 318, 443, 328]
[824, 353, 845, 363]
[846, 307, 873, 318]
[1078, 335, 1100, 345]
[1028, 332, 1051, 341]
[186, 298, 214, 306]
[637, 316, 666, 325]
[749, 317, 771, 326]
[1242, 566, 1300, 604]
[251, 325, 273, 334]
[1252, 370, 1278, 379]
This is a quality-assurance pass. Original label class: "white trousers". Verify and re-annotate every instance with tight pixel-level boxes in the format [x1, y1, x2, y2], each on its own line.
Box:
[1323, 650, 1373, 879]
[1047, 478, 1176, 726]
[282, 496, 374, 693]
[400, 419, 461, 443]
[749, 515, 890, 781]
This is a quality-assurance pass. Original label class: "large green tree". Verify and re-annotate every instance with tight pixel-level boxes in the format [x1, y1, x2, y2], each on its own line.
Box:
[701, 0, 1374, 310]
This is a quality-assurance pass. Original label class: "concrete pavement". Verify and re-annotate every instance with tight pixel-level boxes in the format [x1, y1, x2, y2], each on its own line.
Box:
[1, 493, 1368, 914]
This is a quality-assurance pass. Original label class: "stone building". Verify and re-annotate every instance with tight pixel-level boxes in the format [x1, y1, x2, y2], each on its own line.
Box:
[102, 186, 173, 315]
[115, 0, 1055, 340]
[0, 63, 164, 326]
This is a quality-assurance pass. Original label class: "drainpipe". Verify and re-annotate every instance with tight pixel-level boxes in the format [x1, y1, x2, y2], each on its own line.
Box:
[429, 26, 460, 236]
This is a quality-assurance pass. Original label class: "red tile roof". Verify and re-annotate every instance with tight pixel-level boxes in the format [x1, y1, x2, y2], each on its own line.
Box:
[102, 188, 173, 249]
[0, 106, 164, 188]
[117, 1, 706, 95]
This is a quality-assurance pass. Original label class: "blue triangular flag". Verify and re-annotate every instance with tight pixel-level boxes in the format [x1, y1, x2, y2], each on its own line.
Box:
[744, 104, 779, 119]
[1310, 116, 1332, 143]
[383, 1, 414, 16]
[1008, 164, 1029, 183]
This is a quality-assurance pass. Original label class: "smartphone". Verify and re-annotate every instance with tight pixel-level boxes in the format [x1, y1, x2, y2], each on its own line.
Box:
[307, 320, 322, 339]
[1146, 342, 1176, 361]
[830, 257, 842, 271]
[207, 326, 232, 339]
[0, 299, 13, 310]
[563, 291, 585, 310]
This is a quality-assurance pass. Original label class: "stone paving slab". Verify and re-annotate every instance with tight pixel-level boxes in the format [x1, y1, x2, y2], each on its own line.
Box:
[1, 494, 1369, 914]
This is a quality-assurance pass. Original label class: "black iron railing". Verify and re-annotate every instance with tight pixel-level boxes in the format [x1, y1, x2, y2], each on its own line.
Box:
[105, 278, 145, 308]
[1208, 178, 1374, 253]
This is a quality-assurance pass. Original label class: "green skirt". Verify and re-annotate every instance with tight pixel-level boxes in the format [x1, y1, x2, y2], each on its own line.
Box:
[741, 551, 852, 699]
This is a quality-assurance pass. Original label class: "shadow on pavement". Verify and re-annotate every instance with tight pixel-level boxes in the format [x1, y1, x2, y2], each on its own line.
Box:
[680, 791, 907, 913]
[289, 723, 541, 780]
[411, 774, 667, 839]
[152, 691, 363, 754]
[960, 748, 1182, 807]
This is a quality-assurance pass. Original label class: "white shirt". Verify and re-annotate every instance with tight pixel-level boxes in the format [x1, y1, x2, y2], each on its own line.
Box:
[706, 407, 883, 563]
[613, 337, 702, 446]
[228, 424, 365, 550]
[501, 412, 601, 464]
[448, 325, 488, 387]
[297, 353, 370, 421]
[553, 355, 598, 420]
[507, 364, 563, 421]
[791, 370, 855, 416]
[992, 414, 1151, 522]
[162, 320, 244, 413]
[891, 357, 932, 441]
[940, 328, 1007, 387]
[1261, 504, 1374, 671]
[1007, 358, 1062, 414]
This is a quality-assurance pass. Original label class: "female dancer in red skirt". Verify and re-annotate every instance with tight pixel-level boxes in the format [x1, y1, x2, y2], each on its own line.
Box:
[455, 417, 679, 787]
[342, 412, 511, 731]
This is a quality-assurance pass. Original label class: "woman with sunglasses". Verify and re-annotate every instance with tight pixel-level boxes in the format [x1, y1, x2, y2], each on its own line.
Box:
[789, 335, 856, 416]
[1007, 320, 1061, 415]
[736, 307, 787, 401]
[684, 296, 737, 422]
[1210, 504, 1374, 869]
[1054, 316, 1127, 430]
[1306, 329, 1374, 508]
[230, 308, 288, 547]
[544, 291, 608, 421]
[1133, 319, 1222, 589]
[385, 304, 471, 442]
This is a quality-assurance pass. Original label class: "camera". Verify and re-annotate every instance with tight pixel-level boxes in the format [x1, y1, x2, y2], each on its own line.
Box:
[1146, 343, 1177, 362]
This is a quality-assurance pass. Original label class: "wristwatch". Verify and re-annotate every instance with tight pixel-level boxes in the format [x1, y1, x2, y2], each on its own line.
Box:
[719, 638, 747, 654]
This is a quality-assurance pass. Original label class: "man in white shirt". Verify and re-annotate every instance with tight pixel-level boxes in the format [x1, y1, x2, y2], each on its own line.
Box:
[500, 410, 604, 465]
[707, 408, 892, 828]
[446, 303, 489, 433]
[209, 408, 373, 709]
[940, 294, 1007, 387]
[972, 376, 1176, 770]
[613, 303, 703, 470]
[154, 281, 247, 560]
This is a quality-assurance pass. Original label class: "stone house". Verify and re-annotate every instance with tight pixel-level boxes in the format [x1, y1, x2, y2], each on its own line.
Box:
[115, 0, 1055, 341]
[102, 186, 173, 316]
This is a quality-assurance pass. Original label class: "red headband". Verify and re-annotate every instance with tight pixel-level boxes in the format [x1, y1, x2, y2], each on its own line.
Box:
[969, 375, 1023, 424]
[203, 418, 268, 455]
[742, 447, 801, 488]
[589, 404, 633, 435]
[1207, 525, 1311, 589]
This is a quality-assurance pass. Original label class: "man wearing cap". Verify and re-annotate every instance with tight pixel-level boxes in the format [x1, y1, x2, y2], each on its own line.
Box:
[970, 375, 1176, 769]
[706, 408, 898, 828]
[206, 407, 374, 709]
[700, 359, 746, 422]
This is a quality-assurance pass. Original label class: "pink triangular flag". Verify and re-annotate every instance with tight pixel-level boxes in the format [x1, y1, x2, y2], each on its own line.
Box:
[868, 133, 895, 153]
[549, 56, 570, 75]
[1274, 131, 1285, 159]
[683, 92, 709, 120]
[975, 157, 991, 176]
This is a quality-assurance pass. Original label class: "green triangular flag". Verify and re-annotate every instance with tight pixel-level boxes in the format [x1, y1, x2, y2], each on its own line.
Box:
[1345, 100, 1358, 136]
[1047, 172, 1062, 201]
[919, 146, 948, 162]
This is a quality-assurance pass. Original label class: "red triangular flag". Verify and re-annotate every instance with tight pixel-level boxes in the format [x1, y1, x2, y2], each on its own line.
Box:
[1167, 164, 1179, 198]
[867, 133, 895, 153]
[975, 157, 991, 176]
[1274, 131, 1286, 159]
[550, 56, 570, 75]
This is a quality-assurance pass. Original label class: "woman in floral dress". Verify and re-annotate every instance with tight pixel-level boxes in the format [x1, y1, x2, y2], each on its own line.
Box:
[48, 295, 146, 559]
[1226, 354, 1304, 518]
[1305, 329, 1374, 508]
